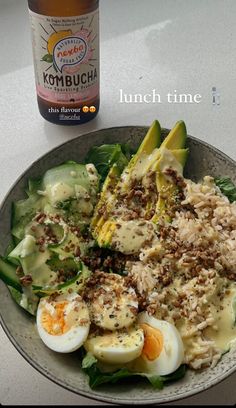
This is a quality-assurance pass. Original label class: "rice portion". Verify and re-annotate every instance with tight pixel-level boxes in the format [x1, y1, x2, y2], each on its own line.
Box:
[126, 176, 236, 369]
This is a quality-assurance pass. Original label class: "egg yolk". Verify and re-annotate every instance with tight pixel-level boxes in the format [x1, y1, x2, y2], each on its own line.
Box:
[41, 301, 69, 335]
[140, 323, 164, 361]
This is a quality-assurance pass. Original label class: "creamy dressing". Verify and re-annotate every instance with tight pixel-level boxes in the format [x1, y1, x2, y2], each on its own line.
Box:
[21, 246, 56, 287]
[74, 184, 90, 199]
[130, 147, 183, 181]
[131, 148, 160, 180]
[47, 182, 74, 205]
[204, 285, 236, 351]
[86, 163, 99, 186]
[159, 147, 183, 177]
[112, 220, 157, 254]
[76, 199, 94, 215]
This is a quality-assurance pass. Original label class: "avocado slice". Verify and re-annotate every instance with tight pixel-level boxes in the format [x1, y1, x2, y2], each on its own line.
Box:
[161, 121, 187, 150]
[150, 148, 188, 223]
[90, 163, 121, 239]
[134, 120, 161, 157]
[91, 120, 162, 239]
[171, 148, 189, 167]
[97, 220, 116, 248]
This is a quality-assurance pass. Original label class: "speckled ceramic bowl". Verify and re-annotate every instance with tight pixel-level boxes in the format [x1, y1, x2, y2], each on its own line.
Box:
[0, 126, 236, 405]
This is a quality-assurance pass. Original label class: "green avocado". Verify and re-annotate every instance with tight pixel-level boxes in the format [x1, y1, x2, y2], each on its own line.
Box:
[137, 120, 162, 155]
[91, 120, 162, 239]
[161, 121, 187, 150]
[170, 148, 189, 167]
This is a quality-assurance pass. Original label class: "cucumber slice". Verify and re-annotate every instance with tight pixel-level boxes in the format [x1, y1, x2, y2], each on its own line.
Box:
[42, 162, 94, 206]
[8, 235, 36, 265]
[46, 254, 81, 273]
[27, 178, 42, 196]
[33, 262, 91, 297]
[50, 230, 89, 260]
[42, 162, 90, 190]
[8, 286, 38, 316]
[8, 234, 57, 287]
[0, 256, 22, 292]
[12, 193, 42, 226]
[4, 237, 16, 257]
[12, 192, 45, 240]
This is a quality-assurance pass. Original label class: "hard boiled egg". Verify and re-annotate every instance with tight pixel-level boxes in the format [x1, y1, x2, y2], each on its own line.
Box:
[133, 312, 184, 376]
[84, 326, 144, 364]
[85, 272, 138, 331]
[36, 291, 90, 353]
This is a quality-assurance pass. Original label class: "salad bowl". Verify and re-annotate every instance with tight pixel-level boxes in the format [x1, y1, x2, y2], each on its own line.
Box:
[0, 126, 236, 405]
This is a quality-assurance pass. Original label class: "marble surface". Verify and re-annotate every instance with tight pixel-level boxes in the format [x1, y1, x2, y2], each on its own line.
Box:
[0, 0, 236, 405]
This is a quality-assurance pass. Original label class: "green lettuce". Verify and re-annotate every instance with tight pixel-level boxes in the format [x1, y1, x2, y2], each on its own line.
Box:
[81, 352, 186, 389]
[85, 144, 132, 182]
[215, 177, 236, 203]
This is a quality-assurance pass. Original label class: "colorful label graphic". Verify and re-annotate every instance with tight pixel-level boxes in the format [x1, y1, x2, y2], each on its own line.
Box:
[29, 10, 99, 104]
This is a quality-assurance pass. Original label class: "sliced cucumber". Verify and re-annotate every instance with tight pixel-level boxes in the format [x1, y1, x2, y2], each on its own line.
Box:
[42, 162, 94, 206]
[8, 286, 38, 316]
[12, 213, 36, 241]
[0, 256, 22, 292]
[12, 193, 45, 240]
[8, 235, 37, 265]
[33, 262, 91, 297]
[26, 178, 42, 196]
[46, 254, 81, 273]
[21, 249, 56, 287]
[50, 230, 89, 260]
[4, 237, 16, 257]
[12, 193, 43, 226]
[8, 234, 57, 288]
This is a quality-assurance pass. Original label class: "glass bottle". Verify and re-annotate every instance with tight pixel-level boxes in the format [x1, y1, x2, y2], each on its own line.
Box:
[28, 0, 99, 125]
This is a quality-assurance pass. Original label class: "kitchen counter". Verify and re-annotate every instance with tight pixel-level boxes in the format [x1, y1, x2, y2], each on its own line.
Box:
[0, 0, 236, 405]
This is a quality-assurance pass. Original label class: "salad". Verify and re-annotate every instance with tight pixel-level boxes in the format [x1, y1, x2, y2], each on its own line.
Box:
[1, 120, 236, 390]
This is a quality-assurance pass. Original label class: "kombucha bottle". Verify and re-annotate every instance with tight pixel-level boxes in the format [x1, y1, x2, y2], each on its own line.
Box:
[28, 0, 99, 125]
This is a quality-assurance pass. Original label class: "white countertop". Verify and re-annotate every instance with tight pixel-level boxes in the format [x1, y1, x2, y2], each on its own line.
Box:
[0, 0, 236, 405]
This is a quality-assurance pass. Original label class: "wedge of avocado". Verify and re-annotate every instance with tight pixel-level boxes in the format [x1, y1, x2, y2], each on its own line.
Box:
[91, 163, 121, 236]
[171, 148, 189, 167]
[133, 120, 161, 158]
[161, 121, 187, 150]
[91, 120, 162, 240]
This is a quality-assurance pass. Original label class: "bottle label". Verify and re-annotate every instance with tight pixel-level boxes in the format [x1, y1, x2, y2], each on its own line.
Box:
[29, 9, 99, 104]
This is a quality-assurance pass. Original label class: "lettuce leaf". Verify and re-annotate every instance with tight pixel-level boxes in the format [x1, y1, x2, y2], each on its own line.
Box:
[215, 177, 236, 203]
[85, 144, 131, 182]
[81, 352, 186, 389]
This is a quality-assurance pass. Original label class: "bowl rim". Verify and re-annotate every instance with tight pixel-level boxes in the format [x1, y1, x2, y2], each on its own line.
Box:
[0, 125, 236, 405]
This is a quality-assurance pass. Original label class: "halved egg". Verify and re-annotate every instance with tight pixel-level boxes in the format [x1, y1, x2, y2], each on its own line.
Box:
[36, 291, 90, 353]
[85, 272, 138, 331]
[133, 312, 184, 376]
[84, 326, 144, 364]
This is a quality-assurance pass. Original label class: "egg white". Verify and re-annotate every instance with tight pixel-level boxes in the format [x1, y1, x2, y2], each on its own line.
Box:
[36, 292, 90, 353]
[85, 326, 144, 364]
[87, 272, 138, 331]
[133, 312, 184, 376]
